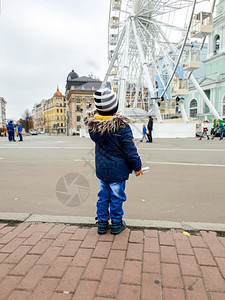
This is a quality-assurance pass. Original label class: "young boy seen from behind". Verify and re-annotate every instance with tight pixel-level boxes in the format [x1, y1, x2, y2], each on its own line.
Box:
[84, 88, 143, 235]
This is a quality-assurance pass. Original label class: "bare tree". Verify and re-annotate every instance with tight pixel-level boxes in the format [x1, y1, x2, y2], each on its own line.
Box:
[20, 109, 33, 132]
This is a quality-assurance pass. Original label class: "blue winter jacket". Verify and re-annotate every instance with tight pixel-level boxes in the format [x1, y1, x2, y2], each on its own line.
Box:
[222, 124, 225, 132]
[84, 111, 142, 182]
[18, 124, 22, 132]
[7, 122, 14, 134]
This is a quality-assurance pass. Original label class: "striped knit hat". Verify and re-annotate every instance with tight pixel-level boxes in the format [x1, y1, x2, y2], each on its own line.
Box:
[93, 88, 118, 116]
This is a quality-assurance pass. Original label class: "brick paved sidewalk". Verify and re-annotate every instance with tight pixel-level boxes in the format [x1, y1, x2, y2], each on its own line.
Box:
[0, 222, 225, 300]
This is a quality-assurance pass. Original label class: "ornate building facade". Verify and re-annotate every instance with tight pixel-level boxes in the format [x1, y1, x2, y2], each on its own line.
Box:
[185, 0, 225, 122]
[32, 100, 45, 132]
[32, 87, 66, 133]
[65, 70, 103, 135]
[0, 97, 7, 129]
[44, 87, 66, 133]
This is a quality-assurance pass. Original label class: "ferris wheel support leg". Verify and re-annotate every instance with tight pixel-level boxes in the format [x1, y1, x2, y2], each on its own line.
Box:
[190, 75, 221, 120]
[131, 17, 162, 123]
[102, 25, 126, 88]
[119, 19, 131, 114]
[179, 101, 189, 123]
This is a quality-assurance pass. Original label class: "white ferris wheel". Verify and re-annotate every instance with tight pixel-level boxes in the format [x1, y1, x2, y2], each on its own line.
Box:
[102, 0, 220, 122]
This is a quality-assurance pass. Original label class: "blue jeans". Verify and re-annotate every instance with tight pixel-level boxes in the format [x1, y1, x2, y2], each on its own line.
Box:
[18, 133, 23, 141]
[97, 179, 126, 223]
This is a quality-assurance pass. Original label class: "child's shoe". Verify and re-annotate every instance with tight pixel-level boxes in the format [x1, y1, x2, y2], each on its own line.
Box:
[97, 221, 109, 234]
[111, 220, 126, 235]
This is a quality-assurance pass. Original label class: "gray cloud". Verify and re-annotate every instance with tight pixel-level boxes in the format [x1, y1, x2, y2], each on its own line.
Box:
[0, 0, 109, 120]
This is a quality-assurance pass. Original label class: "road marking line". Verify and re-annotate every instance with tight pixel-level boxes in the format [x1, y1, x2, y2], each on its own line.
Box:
[139, 148, 225, 152]
[73, 159, 94, 162]
[147, 161, 225, 167]
[72, 159, 225, 168]
[0, 147, 93, 149]
[0, 146, 224, 152]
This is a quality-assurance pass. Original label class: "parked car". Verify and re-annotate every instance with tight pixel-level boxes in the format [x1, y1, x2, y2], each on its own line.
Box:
[30, 130, 38, 135]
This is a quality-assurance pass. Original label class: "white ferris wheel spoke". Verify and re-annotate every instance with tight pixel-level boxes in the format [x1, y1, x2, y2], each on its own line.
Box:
[137, 19, 172, 97]
[139, 21, 172, 95]
[107, 0, 220, 122]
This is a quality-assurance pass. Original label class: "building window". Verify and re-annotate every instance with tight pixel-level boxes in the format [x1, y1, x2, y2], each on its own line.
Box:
[204, 90, 210, 113]
[60, 109, 62, 113]
[223, 95, 225, 116]
[76, 98, 81, 103]
[77, 125, 81, 131]
[77, 116, 81, 122]
[86, 98, 91, 103]
[61, 123, 63, 127]
[204, 103, 210, 114]
[57, 109, 59, 113]
[76, 105, 82, 112]
[214, 35, 220, 55]
[189, 99, 198, 117]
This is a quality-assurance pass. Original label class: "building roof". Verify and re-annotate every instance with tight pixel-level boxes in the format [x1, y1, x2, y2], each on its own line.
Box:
[67, 70, 79, 81]
[71, 76, 96, 82]
[54, 86, 64, 97]
[75, 81, 102, 91]
[66, 70, 103, 91]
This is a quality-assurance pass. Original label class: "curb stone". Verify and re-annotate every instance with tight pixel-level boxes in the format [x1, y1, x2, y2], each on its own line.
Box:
[0, 212, 225, 232]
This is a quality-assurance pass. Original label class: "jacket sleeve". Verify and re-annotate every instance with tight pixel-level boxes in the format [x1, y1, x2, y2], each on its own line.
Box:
[119, 125, 142, 172]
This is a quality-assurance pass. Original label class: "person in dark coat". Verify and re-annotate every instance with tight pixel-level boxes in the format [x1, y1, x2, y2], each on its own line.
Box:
[7, 121, 15, 142]
[147, 115, 153, 143]
[84, 88, 143, 235]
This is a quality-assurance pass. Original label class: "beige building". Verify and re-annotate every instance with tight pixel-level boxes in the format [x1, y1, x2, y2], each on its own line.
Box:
[65, 70, 103, 135]
[0, 97, 7, 129]
[32, 100, 45, 132]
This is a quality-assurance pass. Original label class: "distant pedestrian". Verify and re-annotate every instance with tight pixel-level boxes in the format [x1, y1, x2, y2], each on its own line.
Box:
[199, 120, 209, 140]
[220, 123, 225, 140]
[84, 88, 143, 235]
[17, 121, 23, 142]
[147, 115, 153, 143]
[7, 121, 16, 142]
[140, 125, 148, 142]
[211, 120, 221, 140]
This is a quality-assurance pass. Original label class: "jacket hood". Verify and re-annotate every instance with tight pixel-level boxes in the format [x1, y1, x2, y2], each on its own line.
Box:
[83, 110, 131, 135]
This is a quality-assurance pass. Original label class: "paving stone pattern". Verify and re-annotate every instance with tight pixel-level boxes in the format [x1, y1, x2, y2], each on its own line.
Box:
[0, 222, 225, 299]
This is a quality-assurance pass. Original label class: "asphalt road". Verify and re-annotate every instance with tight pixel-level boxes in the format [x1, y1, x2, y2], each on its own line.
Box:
[0, 134, 225, 223]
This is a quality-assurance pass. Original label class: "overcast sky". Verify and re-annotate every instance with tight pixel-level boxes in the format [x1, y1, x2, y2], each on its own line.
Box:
[0, 0, 110, 121]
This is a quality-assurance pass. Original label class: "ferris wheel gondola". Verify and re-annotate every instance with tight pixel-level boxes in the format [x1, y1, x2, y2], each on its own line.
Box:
[102, 0, 219, 122]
